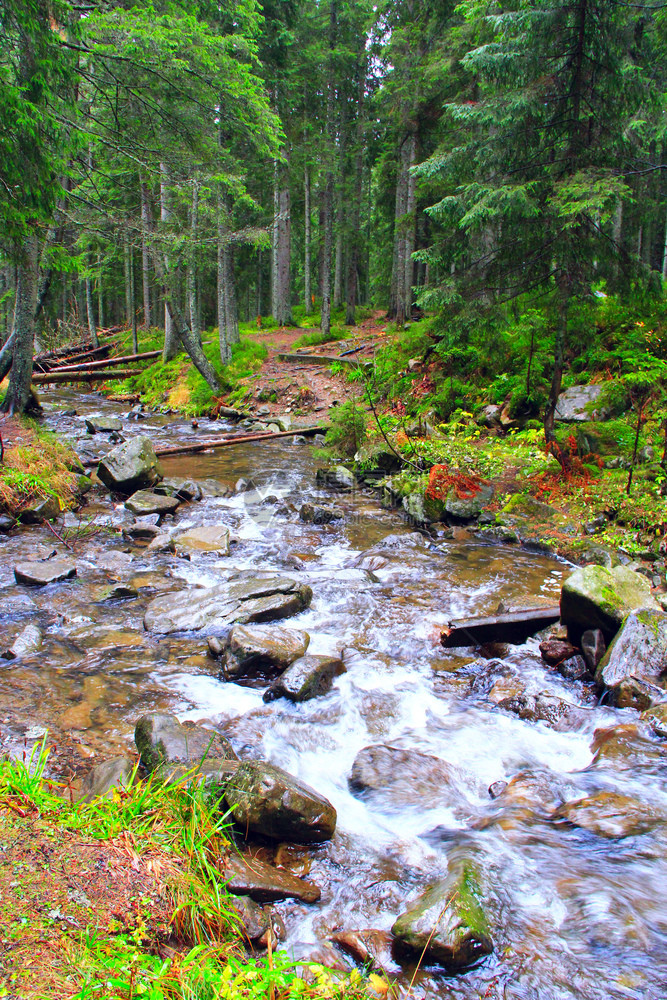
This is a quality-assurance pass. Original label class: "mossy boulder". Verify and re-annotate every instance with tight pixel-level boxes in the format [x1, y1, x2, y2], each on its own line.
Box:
[97, 435, 162, 494]
[595, 610, 667, 708]
[560, 565, 660, 642]
[263, 654, 345, 703]
[134, 712, 237, 773]
[444, 483, 494, 522]
[391, 860, 493, 970]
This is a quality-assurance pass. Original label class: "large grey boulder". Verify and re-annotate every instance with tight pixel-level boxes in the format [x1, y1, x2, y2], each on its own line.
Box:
[125, 490, 180, 516]
[316, 465, 355, 490]
[560, 564, 659, 640]
[391, 861, 493, 970]
[595, 611, 667, 709]
[14, 559, 76, 586]
[219, 852, 320, 904]
[134, 712, 237, 773]
[224, 760, 337, 843]
[222, 624, 309, 680]
[154, 477, 203, 502]
[79, 756, 135, 804]
[444, 484, 494, 521]
[554, 384, 606, 422]
[97, 435, 162, 494]
[85, 416, 122, 434]
[144, 574, 313, 634]
[263, 654, 345, 703]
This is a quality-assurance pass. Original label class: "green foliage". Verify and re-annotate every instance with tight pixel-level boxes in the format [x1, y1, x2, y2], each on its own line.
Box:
[325, 399, 368, 457]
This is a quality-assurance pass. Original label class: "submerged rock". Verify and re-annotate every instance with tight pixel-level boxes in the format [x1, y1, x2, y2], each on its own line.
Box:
[134, 712, 237, 773]
[79, 756, 135, 804]
[125, 490, 180, 516]
[595, 611, 667, 709]
[539, 638, 577, 666]
[174, 525, 230, 555]
[391, 861, 493, 970]
[224, 760, 337, 843]
[14, 559, 76, 586]
[85, 416, 122, 434]
[154, 477, 203, 502]
[263, 654, 346, 703]
[219, 852, 320, 904]
[97, 435, 162, 494]
[299, 503, 342, 525]
[496, 692, 586, 730]
[222, 624, 310, 680]
[560, 564, 659, 640]
[227, 894, 271, 941]
[552, 791, 662, 838]
[349, 745, 460, 805]
[2, 624, 42, 659]
[144, 575, 313, 634]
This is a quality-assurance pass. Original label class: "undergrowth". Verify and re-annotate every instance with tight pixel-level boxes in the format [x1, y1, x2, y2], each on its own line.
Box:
[0, 421, 80, 516]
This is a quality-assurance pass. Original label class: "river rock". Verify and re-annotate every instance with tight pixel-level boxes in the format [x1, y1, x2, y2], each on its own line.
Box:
[552, 791, 662, 838]
[125, 490, 180, 516]
[227, 894, 271, 940]
[329, 929, 395, 974]
[154, 477, 203, 502]
[85, 416, 122, 434]
[222, 624, 310, 680]
[581, 628, 606, 671]
[19, 495, 61, 524]
[174, 525, 230, 555]
[0, 513, 17, 533]
[590, 723, 666, 774]
[97, 435, 162, 494]
[641, 703, 667, 737]
[299, 503, 342, 525]
[218, 852, 321, 904]
[560, 564, 659, 640]
[444, 484, 495, 522]
[539, 638, 577, 666]
[134, 712, 237, 773]
[2, 624, 42, 660]
[79, 756, 135, 804]
[496, 692, 585, 730]
[160, 757, 239, 789]
[349, 745, 459, 805]
[595, 611, 667, 708]
[263, 654, 346, 703]
[316, 465, 355, 490]
[391, 861, 493, 970]
[14, 559, 76, 586]
[554, 384, 606, 422]
[557, 654, 589, 681]
[224, 760, 337, 843]
[144, 574, 313, 634]
[123, 520, 161, 542]
[146, 533, 176, 554]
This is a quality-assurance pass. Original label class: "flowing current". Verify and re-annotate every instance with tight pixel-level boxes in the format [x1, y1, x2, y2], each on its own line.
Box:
[2, 392, 667, 1000]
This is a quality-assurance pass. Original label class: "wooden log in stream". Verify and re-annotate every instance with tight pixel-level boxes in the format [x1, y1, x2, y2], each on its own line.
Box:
[34, 344, 111, 371]
[441, 606, 561, 648]
[82, 426, 328, 468]
[32, 369, 143, 385]
[53, 350, 161, 373]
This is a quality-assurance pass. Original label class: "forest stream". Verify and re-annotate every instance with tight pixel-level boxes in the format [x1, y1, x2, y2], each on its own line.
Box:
[2, 392, 667, 1000]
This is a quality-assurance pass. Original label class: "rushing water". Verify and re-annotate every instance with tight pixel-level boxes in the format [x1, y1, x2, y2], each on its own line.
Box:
[2, 391, 667, 1000]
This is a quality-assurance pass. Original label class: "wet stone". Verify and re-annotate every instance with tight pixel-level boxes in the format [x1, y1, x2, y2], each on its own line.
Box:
[14, 559, 76, 586]
[581, 628, 606, 671]
[595, 610, 667, 708]
[134, 711, 237, 773]
[557, 654, 589, 681]
[488, 780, 508, 800]
[19, 496, 61, 524]
[174, 525, 230, 555]
[97, 435, 162, 494]
[218, 852, 321, 904]
[552, 791, 663, 838]
[1, 624, 42, 660]
[497, 692, 586, 730]
[78, 756, 135, 804]
[539, 638, 577, 666]
[224, 760, 337, 843]
[299, 503, 343, 525]
[560, 564, 659, 641]
[154, 477, 203, 502]
[263, 654, 346, 703]
[391, 860, 493, 971]
[349, 744, 460, 805]
[0, 514, 17, 533]
[227, 894, 271, 941]
[124, 490, 180, 516]
[123, 520, 161, 541]
[85, 416, 122, 434]
[222, 624, 310, 681]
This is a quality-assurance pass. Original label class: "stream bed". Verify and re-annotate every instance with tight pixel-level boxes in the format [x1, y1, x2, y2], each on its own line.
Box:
[2, 391, 667, 1000]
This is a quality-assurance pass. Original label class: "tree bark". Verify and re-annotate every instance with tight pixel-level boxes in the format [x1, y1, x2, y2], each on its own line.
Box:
[1, 233, 38, 415]
[346, 64, 366, 326]
[272, 158, 280, 320]
[187, 178, 200, 345]
[97, 253, 104, 330]
[275, 169, 292, 325]
[321, 1, 337, 338]
[123, 229, 133, 330]
[160, 164, 178, 361]
[140, 179, 152, 328]
[403, 133, 418, 320]
[304, 164, 312, 313]
[390, 140, 409, 321]
[85, 257, 98, 348]
[0, 332, 15, 384]
[544, 276, 569, 447]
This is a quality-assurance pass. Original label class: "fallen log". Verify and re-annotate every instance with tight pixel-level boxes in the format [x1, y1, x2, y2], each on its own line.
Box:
[53, 350, 161, 373]
[277, 352, 372, 369]
[34, 345, 111, 372]
[34, 341, 95, 363]
[82, 426, 328, 467]
[440, 606, 561, 648]
[32, 369, 143, 385]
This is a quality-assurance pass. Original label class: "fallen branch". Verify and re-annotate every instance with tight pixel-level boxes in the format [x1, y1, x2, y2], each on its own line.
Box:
[52, 350, 161, 373]
[441, 606, 561, 648]
[32, 369, 143, 385]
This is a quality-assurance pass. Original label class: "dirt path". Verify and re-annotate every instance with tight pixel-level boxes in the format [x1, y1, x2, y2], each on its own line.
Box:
[239, 311, 390, 420]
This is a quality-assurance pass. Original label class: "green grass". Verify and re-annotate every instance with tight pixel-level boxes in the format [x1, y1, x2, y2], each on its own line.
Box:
[0, 743, 377, 1000]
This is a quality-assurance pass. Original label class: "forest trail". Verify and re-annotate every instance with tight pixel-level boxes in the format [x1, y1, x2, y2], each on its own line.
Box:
[239, 310, 390, 419]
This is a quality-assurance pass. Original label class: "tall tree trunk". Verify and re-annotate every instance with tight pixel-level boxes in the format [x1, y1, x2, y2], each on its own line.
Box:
[1, 233, 38, 415]
[346, 65, 366, 326]
[97, 253, 104, 330]
[161, 164, 178, 361]
[304, 165, 312, 313]
[217, 198, 231, 365]
[272, 158, 280, 320]
[321, 1, 337, 338]
[390, 141, 409, 321]
[403, 133, 418, 320]
[123, 229, 133, 329]
[0, 332, 15, 384]
[130, 241, 138, 355]
[256, 251, 263, 316]
[544, 275, 570, 448]
[85, 256, 98, 348]
[140, 179, 152, 329]
[187, 179, 200, 345]
[224, 244, 239, 345]
[275, 167, 292, 326]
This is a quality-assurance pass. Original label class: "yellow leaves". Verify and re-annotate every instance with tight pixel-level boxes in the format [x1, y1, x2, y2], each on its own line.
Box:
[368, 972, 392, 996]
